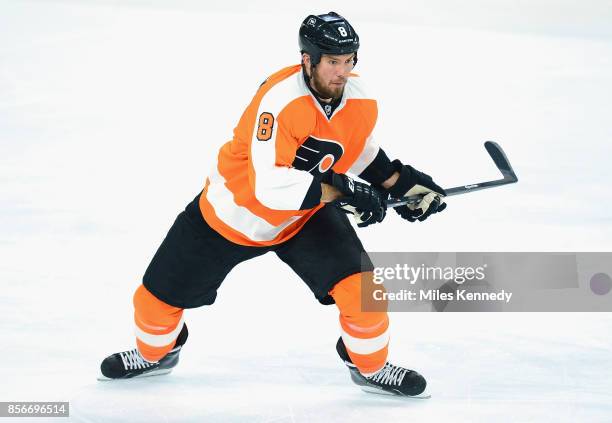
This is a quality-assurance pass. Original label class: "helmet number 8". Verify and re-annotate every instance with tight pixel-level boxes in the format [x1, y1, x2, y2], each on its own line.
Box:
[338, 26, 348, 37]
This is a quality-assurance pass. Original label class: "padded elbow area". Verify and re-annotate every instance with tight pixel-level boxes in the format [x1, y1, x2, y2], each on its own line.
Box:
[299, 177, 324, 209]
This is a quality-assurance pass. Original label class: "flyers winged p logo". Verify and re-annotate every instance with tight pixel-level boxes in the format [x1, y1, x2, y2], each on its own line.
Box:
[291, 136, 344, 177]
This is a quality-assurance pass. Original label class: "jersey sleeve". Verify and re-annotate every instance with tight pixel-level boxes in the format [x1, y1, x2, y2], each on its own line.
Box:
[347, 130, 395, 186]
[342, 77, 394, 185]
[347, 130, 380, 177]
[248, 95, 320, 211]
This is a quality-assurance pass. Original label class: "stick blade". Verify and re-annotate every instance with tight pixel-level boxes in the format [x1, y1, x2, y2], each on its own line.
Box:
[484, 141, 518, 182]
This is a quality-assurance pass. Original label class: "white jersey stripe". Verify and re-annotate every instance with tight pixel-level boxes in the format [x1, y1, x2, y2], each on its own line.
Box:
[250, 73, 315, 210]
[205, 168, 302, 242]
[347, 132, 380, 177]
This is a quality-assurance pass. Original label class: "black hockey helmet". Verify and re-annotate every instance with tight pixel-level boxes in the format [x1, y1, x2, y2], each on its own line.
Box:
[299, 12, 359, 66]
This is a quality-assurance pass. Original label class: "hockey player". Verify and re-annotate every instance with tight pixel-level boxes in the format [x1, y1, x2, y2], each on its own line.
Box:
[99, 12, 446, 398]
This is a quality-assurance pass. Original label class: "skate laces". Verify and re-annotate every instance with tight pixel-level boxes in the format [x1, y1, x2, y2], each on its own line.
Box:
[368, 362, 408, 387]
[119, 349, 156, 370]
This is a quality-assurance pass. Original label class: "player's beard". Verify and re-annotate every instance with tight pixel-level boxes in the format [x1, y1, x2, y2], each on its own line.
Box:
[310, 72, 345, 101]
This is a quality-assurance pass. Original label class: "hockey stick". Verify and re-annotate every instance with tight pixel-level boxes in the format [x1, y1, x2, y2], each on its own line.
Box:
[386, 141, 518, 208]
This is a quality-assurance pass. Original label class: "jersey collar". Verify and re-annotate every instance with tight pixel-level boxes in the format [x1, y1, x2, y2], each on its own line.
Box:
[299, 69, 348, 122]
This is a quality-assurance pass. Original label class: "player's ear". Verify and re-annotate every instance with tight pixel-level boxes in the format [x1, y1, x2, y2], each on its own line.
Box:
[302, 53, 312, 75]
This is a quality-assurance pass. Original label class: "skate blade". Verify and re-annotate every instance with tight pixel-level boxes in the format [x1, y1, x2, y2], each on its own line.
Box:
[360, 385, 431, 399]
[97, 368, 173, 381]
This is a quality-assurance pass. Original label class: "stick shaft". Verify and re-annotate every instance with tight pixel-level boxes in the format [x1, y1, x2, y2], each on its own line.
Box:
[386, 177, 516, 208]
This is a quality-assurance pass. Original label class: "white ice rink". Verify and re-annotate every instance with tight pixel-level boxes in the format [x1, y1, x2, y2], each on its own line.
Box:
[1, 1, 612, 421]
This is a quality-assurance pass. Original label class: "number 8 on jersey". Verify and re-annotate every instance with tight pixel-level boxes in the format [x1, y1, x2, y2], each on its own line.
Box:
[256, 112, 275, 141]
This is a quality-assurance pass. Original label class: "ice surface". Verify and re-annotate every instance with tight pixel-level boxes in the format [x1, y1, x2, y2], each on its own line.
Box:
[1, 1, 611, 422]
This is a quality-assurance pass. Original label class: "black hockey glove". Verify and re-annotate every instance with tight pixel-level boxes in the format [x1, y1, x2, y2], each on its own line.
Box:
[385, 160, 447, 222]
[325, 172, 387, 227]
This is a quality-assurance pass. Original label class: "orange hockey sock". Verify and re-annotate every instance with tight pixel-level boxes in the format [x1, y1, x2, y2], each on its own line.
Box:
[133, 284, 184, 362]
[329, 272, 389, 375]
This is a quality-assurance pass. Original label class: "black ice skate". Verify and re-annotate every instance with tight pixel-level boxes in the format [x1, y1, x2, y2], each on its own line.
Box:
[98, 323, 188, 380]
[336, 337, 430, 398]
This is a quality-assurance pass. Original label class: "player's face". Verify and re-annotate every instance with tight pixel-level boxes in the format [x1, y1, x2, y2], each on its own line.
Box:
[307, 53, 355, 100]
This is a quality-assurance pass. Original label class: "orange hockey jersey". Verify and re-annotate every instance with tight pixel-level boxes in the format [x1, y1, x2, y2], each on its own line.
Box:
[199, 64, 381, 246]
